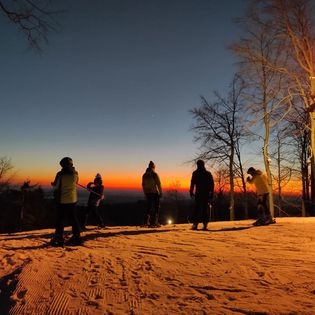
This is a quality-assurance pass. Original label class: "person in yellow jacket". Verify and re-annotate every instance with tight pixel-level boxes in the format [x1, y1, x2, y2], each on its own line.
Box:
[247, 167, 275, 226]
[51, 157, 82, 246]
[142, 161, 162, 227]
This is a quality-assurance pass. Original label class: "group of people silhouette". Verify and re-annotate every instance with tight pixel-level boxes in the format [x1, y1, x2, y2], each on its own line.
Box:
[50, 157, 274, 247]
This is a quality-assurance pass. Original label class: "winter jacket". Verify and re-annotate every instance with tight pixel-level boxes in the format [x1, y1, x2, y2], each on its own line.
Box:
[190, 167, 214, 198]
[52, 167, 78, 204]
[87, 182, 104, 207]
[247, 170, 269, 195]
[142, 168, 162, 195]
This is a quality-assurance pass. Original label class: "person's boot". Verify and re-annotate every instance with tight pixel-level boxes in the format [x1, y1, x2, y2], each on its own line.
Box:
[98, 218, 106, 228]
[142, 214, 150, 227]
[151, 214, 161, 228]
[82, 215, 88, 231]
[253, 217, 265, 226]
[191, 223, 198, 230]
[264, 215, 276, 225]
[65, 235, 83, 246]
[50, 236, 64, 247]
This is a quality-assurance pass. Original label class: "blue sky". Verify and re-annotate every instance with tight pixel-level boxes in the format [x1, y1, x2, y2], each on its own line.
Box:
[0, 0, 248, 189]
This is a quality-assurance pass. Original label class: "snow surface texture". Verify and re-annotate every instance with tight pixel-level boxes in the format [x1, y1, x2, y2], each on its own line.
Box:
[1, 218, 315, 314]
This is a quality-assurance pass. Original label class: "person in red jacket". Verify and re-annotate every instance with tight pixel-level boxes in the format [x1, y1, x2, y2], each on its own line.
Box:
[190, 160, 214, 230]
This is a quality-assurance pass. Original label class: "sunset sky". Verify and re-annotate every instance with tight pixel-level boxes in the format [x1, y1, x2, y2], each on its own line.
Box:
[0, 0, 257, 190]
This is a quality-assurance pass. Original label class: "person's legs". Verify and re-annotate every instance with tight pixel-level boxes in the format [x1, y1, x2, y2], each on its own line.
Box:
[201, 198, 210, 230]
[82, 206, 90, 230]
[67, 203, 81, 239]
[191, 197, 202, 230]
[144, 194, 153, 226]
[254, 195, 268, 226]
[51, 204, 65, 246]
[93, 205, 105, 227]
[54, 203, 65, 240]
[151, 194, 160, 227]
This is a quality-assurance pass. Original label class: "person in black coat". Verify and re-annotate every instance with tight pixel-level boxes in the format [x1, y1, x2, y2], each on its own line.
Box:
[189, 160, 214, 230]
[83, 173, 105, 229]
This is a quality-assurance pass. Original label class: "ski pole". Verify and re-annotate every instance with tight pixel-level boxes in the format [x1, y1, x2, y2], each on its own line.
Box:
[77, 183, 103, 198]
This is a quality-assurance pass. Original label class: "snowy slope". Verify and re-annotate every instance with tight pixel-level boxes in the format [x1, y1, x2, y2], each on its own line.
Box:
[1, 218, 315, 314]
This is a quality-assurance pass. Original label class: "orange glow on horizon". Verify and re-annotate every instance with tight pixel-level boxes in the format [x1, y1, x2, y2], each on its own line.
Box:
[14, 172, 192, 191]
[13, 171, 303, 195]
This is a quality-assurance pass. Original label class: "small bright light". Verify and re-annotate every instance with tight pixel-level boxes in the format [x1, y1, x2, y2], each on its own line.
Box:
[168, 219, 173, 225]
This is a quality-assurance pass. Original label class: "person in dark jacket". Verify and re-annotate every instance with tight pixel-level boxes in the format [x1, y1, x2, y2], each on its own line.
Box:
[50, 157, 82, 246]
[83, 173, 105, 229]
[142, 161, 162, 227]
[189, 160, 214, 230]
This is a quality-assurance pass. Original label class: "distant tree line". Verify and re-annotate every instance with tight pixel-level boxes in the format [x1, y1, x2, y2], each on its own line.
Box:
[191, 0, 315, 219]
[0, 159, 302, 233]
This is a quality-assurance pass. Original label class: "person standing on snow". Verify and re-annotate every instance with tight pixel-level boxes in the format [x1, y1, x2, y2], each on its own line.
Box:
[51, 157, 82, 246]
[189, 160, 214, 230]
[83, 173, 105, 229]
[142, 161, 162, 227]
[246, 167, 275, 226]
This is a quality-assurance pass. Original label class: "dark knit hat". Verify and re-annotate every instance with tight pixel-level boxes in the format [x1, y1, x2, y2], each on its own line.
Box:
[247, 167, 256, 175]
[59, 157, 73, 168]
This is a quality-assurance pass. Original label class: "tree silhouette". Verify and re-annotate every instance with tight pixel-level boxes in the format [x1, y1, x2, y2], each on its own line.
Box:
[0, 0, 61, 49]
[190, 74, 249, 220]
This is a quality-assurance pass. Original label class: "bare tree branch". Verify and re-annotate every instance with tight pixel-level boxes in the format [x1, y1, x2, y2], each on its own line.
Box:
[0, 0, 62, 50]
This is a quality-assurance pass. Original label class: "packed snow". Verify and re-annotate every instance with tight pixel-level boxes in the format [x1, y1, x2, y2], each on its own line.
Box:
[1, 217, 315, 314]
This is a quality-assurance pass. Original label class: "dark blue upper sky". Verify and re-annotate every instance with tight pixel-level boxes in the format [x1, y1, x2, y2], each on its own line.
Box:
[0, 0, 248, 188]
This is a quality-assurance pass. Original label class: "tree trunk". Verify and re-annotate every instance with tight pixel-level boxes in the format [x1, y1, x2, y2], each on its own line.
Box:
[263, 118, 275, 218]
[229, 151, 235, 221]
[264, 146, 275, 218]
[301, 161, 307, 217]
[310, 114, 315, 215]
[277, 153, 282, 217]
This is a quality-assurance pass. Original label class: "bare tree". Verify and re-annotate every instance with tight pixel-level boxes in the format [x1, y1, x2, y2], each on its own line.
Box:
[234, 137, 250, 218]
[215, 168, 230, 195]
[287, 107, 312, 215]
[258, 0, 315, 210]
[270, 127, 293, 215]
[230, 2, 293, 217]
[190, 74, 248, 220]
[0, 156, 14, 190]
[0, 0, 61, 49]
